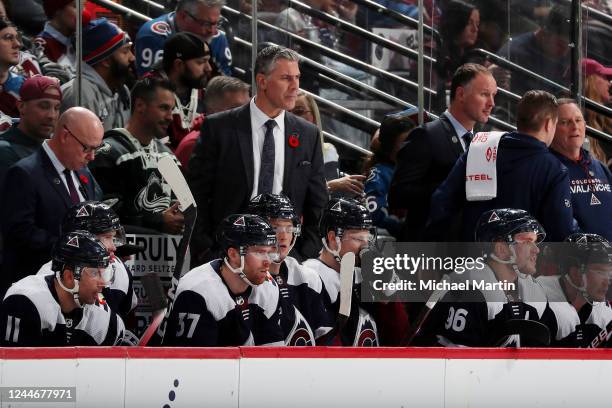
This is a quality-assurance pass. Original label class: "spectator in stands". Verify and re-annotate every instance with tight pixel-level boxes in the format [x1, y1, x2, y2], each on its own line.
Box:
[0, 20, 25, 118]
[363, 113, 416, 239]
[61, 18, 134, 130]
[150, 32, 212, 150]
[290, 91, 365, 197]
[176, 75, 250, 169]
[7, 0, 46, 36]
[89, 77, 185, 235]
[0, 75, 61, 188]
[439, 0, 482, 84]
[389, 63, 496, 241]
[427, 90, 578, 242]
[188, 46, 327, 264]
[0, 107, 103, 293]
[549, 99, 611, 241]
[582, 58, 612, 168]
[496, 4, 571, 95]
[135, 0, 231, 77]
[34, 0, 80, 77]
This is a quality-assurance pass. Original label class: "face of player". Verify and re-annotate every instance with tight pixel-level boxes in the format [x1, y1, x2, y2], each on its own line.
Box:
[243, 245, 278, 285]
[180, 52, 212, 89]
[18, 96, 61, 141]
[585, 264, 611, 302]
[290, 95, 315, 124]
[97, 230, 117, 257]
[512, 231, 540, 275]
[257, 59, 300, 114]
[142, 88, 175, 139]
[459, 72, 497, 125]
[109, 43, 135, 80]
[551, 103, 585, 157]
[0, 26, 20, 67]
[57, 1, 77, 31]
[268, 218, 295, 260]
[339, 229, 372, 258]
[179, 4, 221, 42]
[459, 9, 479, 48]
[77, 267, 107, 305]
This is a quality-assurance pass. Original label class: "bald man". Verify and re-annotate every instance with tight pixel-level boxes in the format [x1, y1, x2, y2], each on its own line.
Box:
[0, 107, 104, 294]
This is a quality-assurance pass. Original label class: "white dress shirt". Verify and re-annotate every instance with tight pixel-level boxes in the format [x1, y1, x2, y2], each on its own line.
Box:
[249, 97, 285, 198]
[42, 140, 85, 202]
[444, 110, 473, 152]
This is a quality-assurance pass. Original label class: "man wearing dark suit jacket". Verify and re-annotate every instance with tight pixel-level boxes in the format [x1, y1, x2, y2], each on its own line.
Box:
[188, 46, 327, 264]
[1, 107, 104, 293]
[389, 64, 497, 241]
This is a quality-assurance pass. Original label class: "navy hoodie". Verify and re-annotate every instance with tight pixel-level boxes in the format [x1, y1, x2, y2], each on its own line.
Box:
[427, 132, 578, 241]
[551, 149, 612, 241]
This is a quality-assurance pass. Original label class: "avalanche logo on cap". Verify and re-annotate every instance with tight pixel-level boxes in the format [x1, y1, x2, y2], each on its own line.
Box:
[233, 216, 245, 226]
[488, 211, 500, 223]
[76, 206, 90, 218]
[331, 202, 342, 212]
[67, 236, 80, 248]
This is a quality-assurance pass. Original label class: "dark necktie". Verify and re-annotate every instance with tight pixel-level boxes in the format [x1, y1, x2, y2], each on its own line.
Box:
[462, 131, 473, 150]
[63, 169, 80, 204]
[258, 119, 276, 195]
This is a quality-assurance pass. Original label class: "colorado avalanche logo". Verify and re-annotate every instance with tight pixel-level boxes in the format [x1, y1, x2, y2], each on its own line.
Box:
[353, 308, 379, 347]
[356, 328, 378, 347]
[151, 21, 171, 36]
[288, 327, 314, 346]
[134, 173, 172, 213]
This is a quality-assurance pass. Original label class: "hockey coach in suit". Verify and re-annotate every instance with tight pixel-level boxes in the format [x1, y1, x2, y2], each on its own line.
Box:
[1, 108, 104, 294]
[188, 45, 328, 265]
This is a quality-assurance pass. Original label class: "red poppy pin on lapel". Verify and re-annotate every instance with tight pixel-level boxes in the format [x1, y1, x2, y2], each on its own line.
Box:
[79, 174, 89, 185]
[288, 133, 300, 148]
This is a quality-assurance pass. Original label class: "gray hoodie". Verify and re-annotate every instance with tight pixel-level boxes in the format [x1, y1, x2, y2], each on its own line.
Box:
[61, 64, 130, 131]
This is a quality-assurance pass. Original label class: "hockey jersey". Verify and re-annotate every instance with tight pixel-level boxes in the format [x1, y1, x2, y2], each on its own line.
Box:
[37, 257, 137, 320]
[89, 128, 179, 232]
[34, 23, 75, 68]
[303, 258, 379, 346]
[162, 259, 284, 347]
[538, 275, 612, 347]
[0, 72, 25, 118]
[431, 265, 556, 347]
[135, 12, 232, 77]
[0, 274, 125, 346]
[273, 256, 332, 345]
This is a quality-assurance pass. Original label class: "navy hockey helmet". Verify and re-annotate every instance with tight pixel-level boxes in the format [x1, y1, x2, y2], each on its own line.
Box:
[62, 201, 126, 246]
[475, 209, 545, 244]
[248, 193, 300, 231]
[319, 198, 375, 239]
[51, 230, 111, 277]
[217, 214, 278, 256]
[563, 233, 612, 271]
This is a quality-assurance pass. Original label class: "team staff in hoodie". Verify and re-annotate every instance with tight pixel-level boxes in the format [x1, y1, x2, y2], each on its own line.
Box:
[550, 99, 611, 241]
[61, 18, 134, 130]
[427, 90, 578, 242]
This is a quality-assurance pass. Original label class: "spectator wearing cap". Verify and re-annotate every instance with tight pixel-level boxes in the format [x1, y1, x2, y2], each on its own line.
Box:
[0, 107, 104, 293]
[0, 20, 25, 118]
[582, 58, 612, 168]
[496, 4, 571, 96]
[0, 75, 61, 188]
[149, 32, 212, 149]
[34, 0, 79, 71]
[61, 18, 134, 130]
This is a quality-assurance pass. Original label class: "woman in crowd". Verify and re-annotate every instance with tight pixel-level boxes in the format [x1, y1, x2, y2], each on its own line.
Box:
[582, 58, 612, 168]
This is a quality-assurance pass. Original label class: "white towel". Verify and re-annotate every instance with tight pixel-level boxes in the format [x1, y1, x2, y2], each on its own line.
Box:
[465, 131, 505, 201]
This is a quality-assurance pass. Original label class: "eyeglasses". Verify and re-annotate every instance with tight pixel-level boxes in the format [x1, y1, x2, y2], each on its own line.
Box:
[0, 33, 20, 44]
[184, 10, 220, 29]
[65, 126, 106, 154]
[291, 107, 312, 116]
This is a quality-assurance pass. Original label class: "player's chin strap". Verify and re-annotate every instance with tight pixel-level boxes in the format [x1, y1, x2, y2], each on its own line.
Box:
[322, 236, 343, 263]
[273, 232, 299, 265]
[224, 256, 257, 288]
[489, 244, 528, 279]
[563, 271, 592, 304]
[55, 269, 82, 308]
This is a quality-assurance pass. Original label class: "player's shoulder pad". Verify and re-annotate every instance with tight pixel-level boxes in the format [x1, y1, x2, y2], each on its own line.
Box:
[175, 261, 235, 321]
[108, 259, 130, 295]
[249, 277, 280, 319]
[4, 275, 61, 332]
[304, 258, 339, 304]
[284, 256, 323, 293]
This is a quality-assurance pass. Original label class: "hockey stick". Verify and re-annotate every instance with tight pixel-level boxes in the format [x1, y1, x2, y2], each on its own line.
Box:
[140, 156, 197, 346]
[587, 319, 612, 348]
[316, 252, 355, 345]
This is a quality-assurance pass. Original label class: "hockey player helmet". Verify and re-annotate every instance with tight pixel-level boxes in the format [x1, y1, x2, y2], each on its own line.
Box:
[217, 214, 278, 256]
[62, 201, 126, 247]
[247, 193, 301, 234]
[51, 230, 111, 278]
[475, 209, 545, 244]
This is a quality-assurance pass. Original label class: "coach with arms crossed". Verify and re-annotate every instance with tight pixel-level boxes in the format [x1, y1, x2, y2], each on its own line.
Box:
[188, 46, 327, 265]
